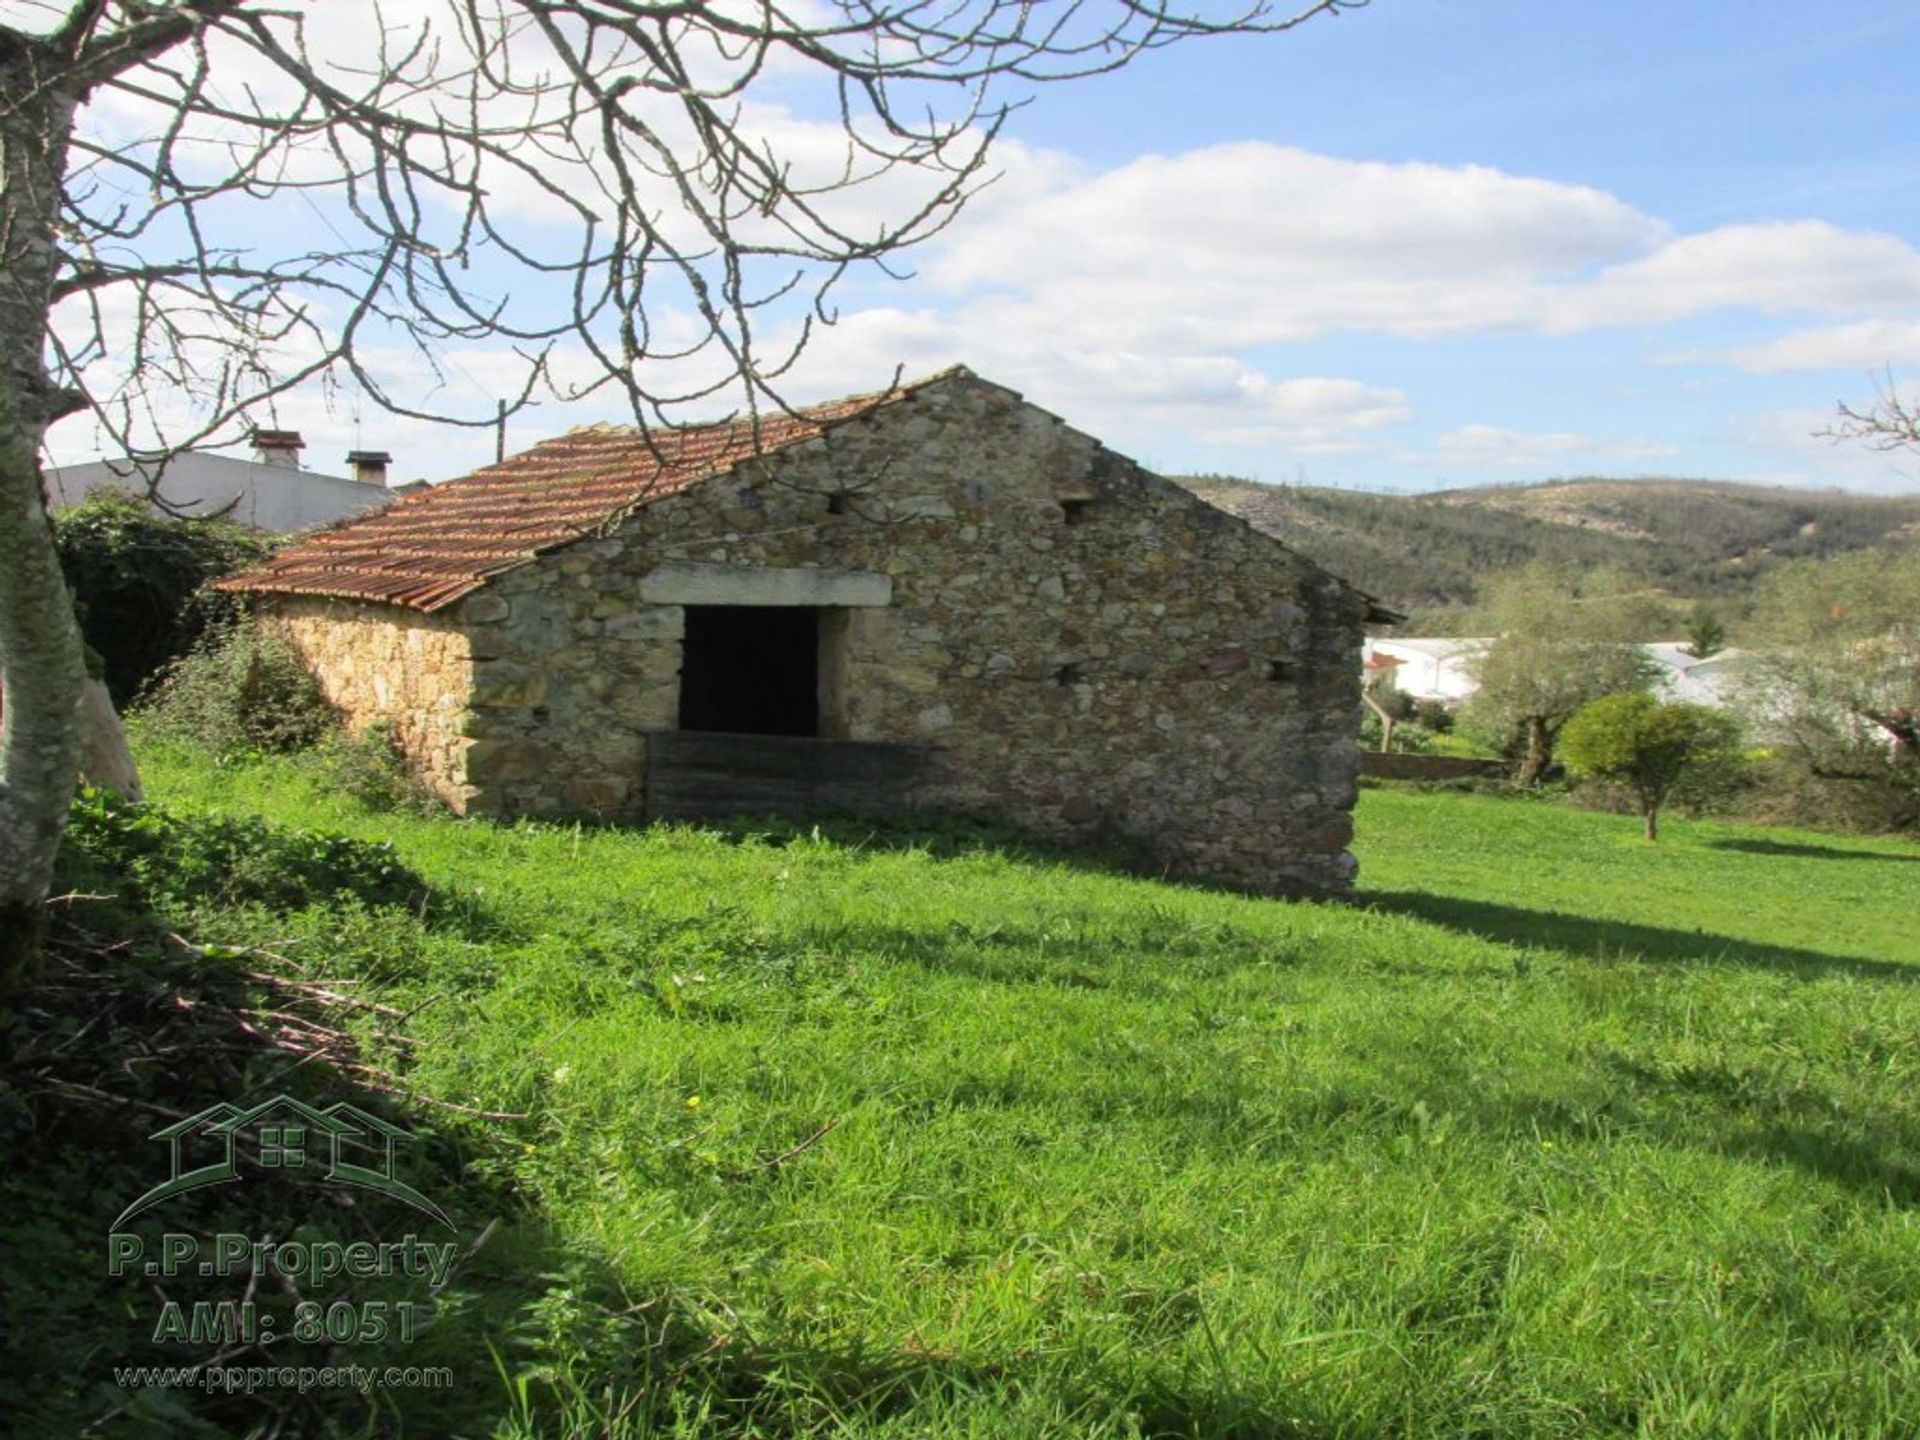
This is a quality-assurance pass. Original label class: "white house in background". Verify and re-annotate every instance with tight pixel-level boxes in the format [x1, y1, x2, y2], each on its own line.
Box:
[1362, 635, 1751, 712]
[1361, 637, 1492, 704]
[1643, 642, 1750, 710]
[46, 430, 421, 534]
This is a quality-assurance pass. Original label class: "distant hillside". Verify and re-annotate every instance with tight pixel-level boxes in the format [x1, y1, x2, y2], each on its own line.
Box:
[1178, 475, 1920, 617]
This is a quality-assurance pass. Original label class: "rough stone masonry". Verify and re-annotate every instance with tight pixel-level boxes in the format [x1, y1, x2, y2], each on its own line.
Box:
[226, 368, 1387, 897]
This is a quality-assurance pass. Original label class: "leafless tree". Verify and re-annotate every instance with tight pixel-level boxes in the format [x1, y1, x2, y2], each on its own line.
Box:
[1826, 371, 1920, 454]
[0, 0, 1365, 978]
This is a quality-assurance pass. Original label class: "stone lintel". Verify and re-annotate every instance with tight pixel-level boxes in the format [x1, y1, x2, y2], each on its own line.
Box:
[639, 563, 892, 608]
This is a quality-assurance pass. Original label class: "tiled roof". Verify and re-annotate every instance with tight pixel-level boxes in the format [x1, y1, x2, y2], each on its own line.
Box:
[218, 370, 961, 612]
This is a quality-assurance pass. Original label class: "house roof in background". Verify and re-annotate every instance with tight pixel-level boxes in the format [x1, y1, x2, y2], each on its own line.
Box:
[1642, 641, 1748, 672]
[1369, 637, 1493, 659]
[50, 450, 359, 487]
[219, 369, 967, 612]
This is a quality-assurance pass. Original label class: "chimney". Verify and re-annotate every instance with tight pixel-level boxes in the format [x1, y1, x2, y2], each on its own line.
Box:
[346, 449, 392, 487]
[251, 429, 304, 469]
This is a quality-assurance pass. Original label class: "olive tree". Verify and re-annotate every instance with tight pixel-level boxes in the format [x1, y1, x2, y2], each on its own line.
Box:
[0, 0, 1362, 981]
[1741, 549, 1920, 830]
[1462, 563, 1661, 785]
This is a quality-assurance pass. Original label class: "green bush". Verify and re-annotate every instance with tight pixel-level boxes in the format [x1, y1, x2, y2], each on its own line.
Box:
[1560, 692, 1743, 840]
[297, 724, 444, 815]
[1737, 756, 1919, 835]
[1376, 686, 1418, 722]
[138, 623, 334, 758]
[53, 493, 274, 705]
[61, 787, 426, 914]
[1359, 711, 1435, 753]
[1448, 699, 1522, 768]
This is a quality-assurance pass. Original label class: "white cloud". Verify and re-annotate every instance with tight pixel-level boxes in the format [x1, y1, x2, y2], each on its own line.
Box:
[883, 146, 1920, 359]
[1726, 406, 1920, 494]
[1417, 425, 1676, 472]
[1664, 319, 1920, 374]
[1430, 425, 1597, 469]
[768, 309, 1413, 460]
[1540, 223, 1920, 333]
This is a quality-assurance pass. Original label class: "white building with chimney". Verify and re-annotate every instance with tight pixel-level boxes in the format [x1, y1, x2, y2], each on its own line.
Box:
[45, 430, 420, 534]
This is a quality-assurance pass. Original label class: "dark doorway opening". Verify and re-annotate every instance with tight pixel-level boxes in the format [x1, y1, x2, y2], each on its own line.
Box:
[678, 605, 821, 736]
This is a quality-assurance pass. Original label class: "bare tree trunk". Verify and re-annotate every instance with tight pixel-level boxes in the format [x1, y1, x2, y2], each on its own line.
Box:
[0, 382, 83, 987]
[1516, 715, 1552, 786]
[1362, 687, 1397, 754]
[0, 43, 86, 988]
[79, 676, 142, 802]
[1643, 805, 1659, 842]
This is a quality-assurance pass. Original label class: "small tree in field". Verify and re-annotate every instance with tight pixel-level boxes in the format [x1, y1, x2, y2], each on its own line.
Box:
[1560, 692, 1742, 841]
[1684, 605, 1727, 660]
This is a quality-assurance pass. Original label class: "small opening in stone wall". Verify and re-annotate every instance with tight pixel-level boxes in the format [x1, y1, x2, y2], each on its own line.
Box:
[1267, 660, 1295, 683]
[1060, 498, 1094, 526]
[1054, 663, 1083, 686]
[826, 491, 851, 516]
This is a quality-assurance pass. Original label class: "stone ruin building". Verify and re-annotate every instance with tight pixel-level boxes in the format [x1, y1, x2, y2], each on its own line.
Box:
[222, 367, 1392, 896]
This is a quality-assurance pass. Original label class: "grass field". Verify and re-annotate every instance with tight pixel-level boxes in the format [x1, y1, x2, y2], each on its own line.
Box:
[14, 743, 1920, 1437]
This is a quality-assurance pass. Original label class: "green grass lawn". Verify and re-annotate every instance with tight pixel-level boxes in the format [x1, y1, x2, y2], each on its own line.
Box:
[23, 744, 1920, 1437]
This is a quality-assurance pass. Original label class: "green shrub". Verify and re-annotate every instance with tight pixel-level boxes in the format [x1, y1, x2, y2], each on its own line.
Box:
[61, 787, 426, 915]
[1560, 692, 1743, 840]
[1453, 696, 1524, 764]
[297, 724, 444, 815]
[1378, 686, 1418, 722]
[139, 623, 333, 758]
[1359, 711, 1435, 753]
[1737, 756, 1919, 835]
[53, 493, 274, 705]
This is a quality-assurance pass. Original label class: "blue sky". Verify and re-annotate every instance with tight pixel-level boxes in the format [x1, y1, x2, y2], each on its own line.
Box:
[797, 0, 1920, 494]
[49, 0, 1920, 494]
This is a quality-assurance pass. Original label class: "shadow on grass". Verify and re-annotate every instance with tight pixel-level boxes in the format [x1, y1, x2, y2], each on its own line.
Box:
[1364, 1046, 1920, 1211]
[615, 811, 1334, 901]
[1364, 889, 1920, 983]
[0, 924, 566, 1436]
[1604, 1058, 1920, 1207]
[1707, 836, 1920, 863]
[638, 1341, 1334, 1440]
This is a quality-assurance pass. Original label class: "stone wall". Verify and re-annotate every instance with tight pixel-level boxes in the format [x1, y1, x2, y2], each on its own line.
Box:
[1358, 753, 1509, 782]
[268, 597, 476, 808]
[452, 372, 1371, 896]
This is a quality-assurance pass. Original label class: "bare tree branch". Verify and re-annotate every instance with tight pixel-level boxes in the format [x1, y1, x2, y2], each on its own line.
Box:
[1825, 368, 1920, 454]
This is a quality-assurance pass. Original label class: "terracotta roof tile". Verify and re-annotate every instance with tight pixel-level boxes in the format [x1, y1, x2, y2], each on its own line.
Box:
[219, 370, 961, 612]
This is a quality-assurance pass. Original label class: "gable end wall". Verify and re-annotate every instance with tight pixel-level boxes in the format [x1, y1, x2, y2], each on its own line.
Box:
[450, 374, 1367, 895]
[265, 596, 478, 810]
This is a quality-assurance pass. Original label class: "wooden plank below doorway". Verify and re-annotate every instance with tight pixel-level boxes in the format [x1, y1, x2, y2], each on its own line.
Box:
[645, 732, 935, 819]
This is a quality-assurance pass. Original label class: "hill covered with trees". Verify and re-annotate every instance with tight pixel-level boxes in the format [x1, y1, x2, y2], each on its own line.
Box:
[1177, 475, 1920, 617]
